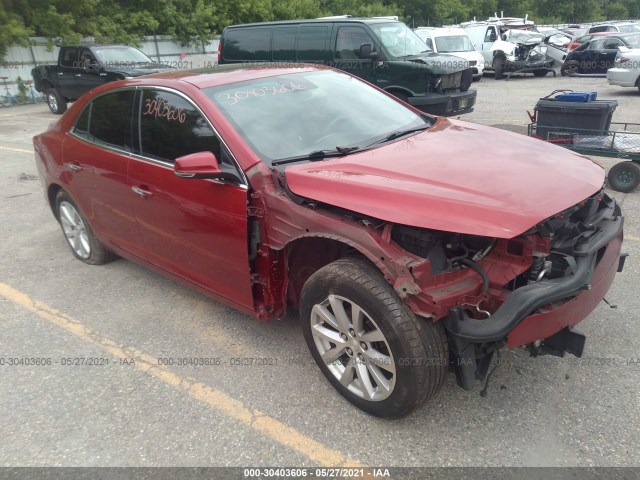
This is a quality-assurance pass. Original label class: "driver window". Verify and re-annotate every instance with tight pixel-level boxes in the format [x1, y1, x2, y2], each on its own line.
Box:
[335, 26, 375, 59]
[139, 89, 239, 178]
[79, 49, 97, 68]
[484, 27, 497, 42]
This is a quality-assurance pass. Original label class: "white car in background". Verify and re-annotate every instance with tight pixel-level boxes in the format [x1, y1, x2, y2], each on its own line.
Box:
[607, 47, 640, 93]
[414, 27, 485, 80]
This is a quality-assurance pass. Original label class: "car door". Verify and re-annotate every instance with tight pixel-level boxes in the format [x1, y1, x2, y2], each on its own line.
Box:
[480, 26, 498, 64]
[332, 25, 377, 84]
[128, 88, 254, 310]
[56, 47, 80, 98]
[581, 39, 605, 73]
[61, 89, 142, 253]
[74, 47, 109, 95]
[600, 38, 624, 72]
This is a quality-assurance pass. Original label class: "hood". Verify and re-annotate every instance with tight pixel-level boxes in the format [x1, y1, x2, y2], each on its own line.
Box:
[404, 53, 471, 74]
[284, 119, 604, 239]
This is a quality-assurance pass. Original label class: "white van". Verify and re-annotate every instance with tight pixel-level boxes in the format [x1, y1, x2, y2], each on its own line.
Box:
[414, 27, 484, 80]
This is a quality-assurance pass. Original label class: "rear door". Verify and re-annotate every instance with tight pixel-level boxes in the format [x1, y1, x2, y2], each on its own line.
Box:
[128, 88, 253, 309]
[56, 47, 79, 98]
[600, 38, 625, 72]
[62, 89, 141, 253]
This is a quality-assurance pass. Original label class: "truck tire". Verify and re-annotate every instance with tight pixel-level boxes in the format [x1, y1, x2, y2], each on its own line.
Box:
[46, 88, 67, 114]
[493, 56, 505, 80]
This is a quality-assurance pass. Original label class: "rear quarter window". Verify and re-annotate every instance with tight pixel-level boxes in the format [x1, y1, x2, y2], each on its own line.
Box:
[296, 26, 329, 61]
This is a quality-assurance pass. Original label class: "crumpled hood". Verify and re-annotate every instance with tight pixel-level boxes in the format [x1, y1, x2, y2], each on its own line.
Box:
[404, 53, 471, 74]
[284, 119, 604, 238]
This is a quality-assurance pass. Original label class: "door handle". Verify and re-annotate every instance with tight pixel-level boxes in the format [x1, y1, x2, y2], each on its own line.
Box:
[74, 73, 82, 77]
[57, 72, 64, 76]
[132, 186, 153, 198]
[67, 163, 82, 171]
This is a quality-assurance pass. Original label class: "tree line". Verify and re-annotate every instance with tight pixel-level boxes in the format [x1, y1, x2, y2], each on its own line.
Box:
[2, 0, 640, 60]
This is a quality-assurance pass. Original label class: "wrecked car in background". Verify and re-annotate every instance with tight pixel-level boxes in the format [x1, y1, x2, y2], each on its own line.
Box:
[33, 65, 625, 418]
[463, 17, 555, 78]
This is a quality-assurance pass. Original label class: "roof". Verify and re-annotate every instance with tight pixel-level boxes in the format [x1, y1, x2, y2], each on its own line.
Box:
[224, 18, 400, 29]
[136, 64, 326, 89]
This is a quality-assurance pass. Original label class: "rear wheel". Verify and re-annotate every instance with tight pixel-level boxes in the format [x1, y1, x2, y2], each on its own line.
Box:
[55, 191, 114, 264]
[46, 88, 67, 114]
[561, 60, 580, 76]
[608, 161, 640, 193]
[300, 257, 448, 418]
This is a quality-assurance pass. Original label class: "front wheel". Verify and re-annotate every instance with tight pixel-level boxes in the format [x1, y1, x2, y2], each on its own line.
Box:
[493, 56, 505, 80]
[46, 88, 67, 114]
[300, 257, 448, 418]
[608, 161, 640, 193]
[561, 60, 580, 76]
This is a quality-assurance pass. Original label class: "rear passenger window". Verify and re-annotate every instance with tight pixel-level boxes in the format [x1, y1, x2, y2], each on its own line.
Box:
[139, 90, 221, 164]
[60, 48, 78, 68]
[297, 26, 328, 61]
[223, 29, 271, 61]
[273, 27, 297, 60]
[72, 90, 134, 150]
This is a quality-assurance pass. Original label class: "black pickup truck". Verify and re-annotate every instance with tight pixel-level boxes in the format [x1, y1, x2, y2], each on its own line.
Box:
[32, 45, 174, 114]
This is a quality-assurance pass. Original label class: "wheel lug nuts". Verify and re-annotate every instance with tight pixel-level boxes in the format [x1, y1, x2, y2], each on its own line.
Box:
[340, 333, 348, 341]
[360, 342, 368, 350]
[348, 328, 355, 337]
[346, 348, 353, 356]
[358, 353, 364, 361]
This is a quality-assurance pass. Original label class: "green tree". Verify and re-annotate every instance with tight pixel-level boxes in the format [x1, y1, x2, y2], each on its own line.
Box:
[0, 2, 32, 61]
[604, 1, 629, 20]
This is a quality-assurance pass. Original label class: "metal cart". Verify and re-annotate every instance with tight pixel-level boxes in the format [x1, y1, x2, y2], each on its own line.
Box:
[528, 121, 640, 193]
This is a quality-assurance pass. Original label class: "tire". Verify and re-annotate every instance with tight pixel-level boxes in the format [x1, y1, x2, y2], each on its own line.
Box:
[533, 69, 548, 77]
[46, 88, 67, 114]
[55, 190, 114, 264]
[561, 60, 580, 76]
[493, 56, 505, 80]
[300, 257, 448, 418]
[608, 161, 640, 193]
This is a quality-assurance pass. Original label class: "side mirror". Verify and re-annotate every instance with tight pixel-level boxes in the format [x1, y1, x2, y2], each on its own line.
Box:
[359, 44, 376, 59]
[174, 151, 224, 179]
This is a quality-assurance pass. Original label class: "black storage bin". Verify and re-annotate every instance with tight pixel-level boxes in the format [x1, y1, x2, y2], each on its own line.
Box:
[534, 99, 618, 140]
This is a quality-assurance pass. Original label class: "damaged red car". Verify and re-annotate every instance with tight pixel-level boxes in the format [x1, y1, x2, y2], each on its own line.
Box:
[33, 65, 625, 418]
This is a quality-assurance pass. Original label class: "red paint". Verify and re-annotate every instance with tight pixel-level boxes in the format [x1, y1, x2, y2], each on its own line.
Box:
[32, 64, 622, 357]
[285, 118, 604, 238]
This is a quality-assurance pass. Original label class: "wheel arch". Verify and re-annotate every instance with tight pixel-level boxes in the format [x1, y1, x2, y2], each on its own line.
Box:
[47, 183, 64, 219]
[283, 236, 378, 308]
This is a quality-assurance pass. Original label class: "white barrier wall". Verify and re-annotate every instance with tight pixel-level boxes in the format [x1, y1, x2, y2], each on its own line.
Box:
[0, 36, 220, 96]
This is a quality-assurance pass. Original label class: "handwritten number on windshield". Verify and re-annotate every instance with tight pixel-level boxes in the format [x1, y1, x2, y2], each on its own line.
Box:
[217, 82, 306, 106]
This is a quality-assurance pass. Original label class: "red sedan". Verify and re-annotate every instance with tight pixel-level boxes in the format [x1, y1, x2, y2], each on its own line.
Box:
[33, 65, 625, 417]
[569, 31, 616, 50]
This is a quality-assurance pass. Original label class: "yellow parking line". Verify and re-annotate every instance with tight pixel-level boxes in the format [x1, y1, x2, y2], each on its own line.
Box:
[626, 236, 640, 242]
[0, 282, 363, 468]
[0, 145, 32, 154]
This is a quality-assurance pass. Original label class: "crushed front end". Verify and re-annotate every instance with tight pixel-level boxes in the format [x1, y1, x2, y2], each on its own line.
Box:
[396, 190, 624, 389]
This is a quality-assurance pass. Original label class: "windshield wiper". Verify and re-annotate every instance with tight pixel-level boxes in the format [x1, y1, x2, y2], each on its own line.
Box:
[272, 146, 360, 166]
[363, 125, 430, 148]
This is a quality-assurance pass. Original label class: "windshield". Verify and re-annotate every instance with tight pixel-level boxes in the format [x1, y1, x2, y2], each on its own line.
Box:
[93, 47, 153, 66]
[370, 22, 429, 57]
[435, 35, 474, 52]
[619, 24, 640, 33]
[620, 34, 640, 47]
[205, 70, 428, 164]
